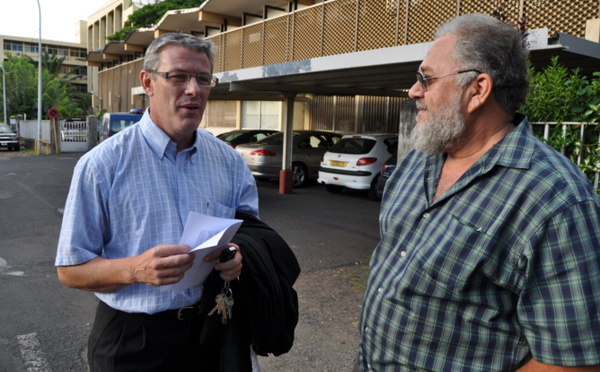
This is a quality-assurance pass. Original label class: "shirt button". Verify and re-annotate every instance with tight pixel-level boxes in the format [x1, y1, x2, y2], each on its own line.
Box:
[400, 250, 407, 257]
[423, 212, 430, 219]
[377, 287, 383, 293]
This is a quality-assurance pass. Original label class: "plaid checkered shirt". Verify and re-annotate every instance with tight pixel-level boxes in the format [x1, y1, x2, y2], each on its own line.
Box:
[359, 114, 600, 371]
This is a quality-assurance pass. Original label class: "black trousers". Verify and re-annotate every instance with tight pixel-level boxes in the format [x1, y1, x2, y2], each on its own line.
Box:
[88, 301, 218, 372]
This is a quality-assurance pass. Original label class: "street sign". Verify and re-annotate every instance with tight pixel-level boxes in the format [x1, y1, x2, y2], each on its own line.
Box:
[47, 108, 59, 119]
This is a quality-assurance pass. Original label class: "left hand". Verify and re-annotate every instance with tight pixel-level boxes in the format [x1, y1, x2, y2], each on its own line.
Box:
[204, 244, 242, 281]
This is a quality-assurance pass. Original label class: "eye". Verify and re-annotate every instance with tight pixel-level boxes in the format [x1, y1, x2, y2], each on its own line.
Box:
[167, 73, 189, 83]
[195, 77, 212, 86]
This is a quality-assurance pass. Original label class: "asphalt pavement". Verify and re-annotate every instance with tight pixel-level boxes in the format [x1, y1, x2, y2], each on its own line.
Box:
[0, 150, 381, 371]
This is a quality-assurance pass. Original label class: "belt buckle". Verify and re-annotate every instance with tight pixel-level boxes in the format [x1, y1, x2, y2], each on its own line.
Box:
[177, 305, 197, 321]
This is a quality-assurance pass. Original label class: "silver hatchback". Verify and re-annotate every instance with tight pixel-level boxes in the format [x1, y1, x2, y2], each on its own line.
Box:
[236, 130, 342, 187]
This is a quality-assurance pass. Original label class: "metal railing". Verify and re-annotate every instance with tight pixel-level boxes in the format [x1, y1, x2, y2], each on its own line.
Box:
[530, 121, 600, 189]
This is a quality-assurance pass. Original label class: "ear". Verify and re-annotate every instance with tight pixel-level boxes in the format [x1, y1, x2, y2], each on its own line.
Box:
[466, 73, 493, 114]
[140, 70, 154, 96]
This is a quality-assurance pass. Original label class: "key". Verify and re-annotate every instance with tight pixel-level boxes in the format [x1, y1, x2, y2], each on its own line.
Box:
[225, 295, 234, 320]
[209, 293, 228, 318]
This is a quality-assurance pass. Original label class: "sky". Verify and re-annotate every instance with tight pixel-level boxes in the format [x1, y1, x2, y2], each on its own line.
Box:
[0, 0, 107, 43]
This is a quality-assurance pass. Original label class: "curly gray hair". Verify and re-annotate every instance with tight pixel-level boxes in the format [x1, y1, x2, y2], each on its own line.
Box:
[436, 13, 529, 115]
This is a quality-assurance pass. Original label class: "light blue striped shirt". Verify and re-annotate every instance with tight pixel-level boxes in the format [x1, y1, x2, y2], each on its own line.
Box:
[56, 109, 259, 314]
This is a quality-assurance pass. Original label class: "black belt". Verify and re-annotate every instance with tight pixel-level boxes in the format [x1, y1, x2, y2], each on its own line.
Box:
[99, 301, 203, 321]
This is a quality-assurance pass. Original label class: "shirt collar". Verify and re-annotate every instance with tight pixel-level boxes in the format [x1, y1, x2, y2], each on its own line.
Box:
[139, 108, 199, 160]
[480, 113, 534, 171]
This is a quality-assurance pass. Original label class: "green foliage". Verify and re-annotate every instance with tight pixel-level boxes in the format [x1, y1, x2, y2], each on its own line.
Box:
[1, 52, 90, 120]
[520, 56, 600, 192]
[107, 0, 206, 42]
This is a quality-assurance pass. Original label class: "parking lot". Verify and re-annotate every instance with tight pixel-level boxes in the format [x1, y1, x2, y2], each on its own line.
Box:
[0, 151, 381, 371]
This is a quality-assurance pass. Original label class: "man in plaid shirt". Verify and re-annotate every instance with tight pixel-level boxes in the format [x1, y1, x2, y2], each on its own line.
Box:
[358, 13, 600, 372]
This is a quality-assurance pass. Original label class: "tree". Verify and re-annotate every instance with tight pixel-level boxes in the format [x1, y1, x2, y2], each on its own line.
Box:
[107, 0, 206, 41]
[1, 52, 90, 119]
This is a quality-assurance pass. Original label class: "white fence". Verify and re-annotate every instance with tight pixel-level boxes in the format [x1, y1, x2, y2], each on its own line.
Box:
[531, 121, 599, 189]
[17, 120, 51, 141]
[17, 118, 92, 153]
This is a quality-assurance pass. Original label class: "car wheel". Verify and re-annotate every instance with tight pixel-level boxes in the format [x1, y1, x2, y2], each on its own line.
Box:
[367, 176, 381, 201]
[292, 162, 308, 187]
[325, 184, 343, 193]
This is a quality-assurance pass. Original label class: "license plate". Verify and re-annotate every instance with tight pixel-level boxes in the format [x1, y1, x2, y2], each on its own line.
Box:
[0, 142, 7, 146]
[330, 160, 347, 167]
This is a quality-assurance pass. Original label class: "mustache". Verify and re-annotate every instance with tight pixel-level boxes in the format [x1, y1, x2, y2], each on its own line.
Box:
[415, 102, 427, 110]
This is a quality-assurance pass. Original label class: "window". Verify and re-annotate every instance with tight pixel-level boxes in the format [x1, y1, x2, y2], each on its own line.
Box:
[3, 41, 23, 52]
[242, 101, 280, 130]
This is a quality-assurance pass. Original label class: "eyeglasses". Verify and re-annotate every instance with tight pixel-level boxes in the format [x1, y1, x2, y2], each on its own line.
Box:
[416, 69, 481, 91]
[149, 70, 218, 88]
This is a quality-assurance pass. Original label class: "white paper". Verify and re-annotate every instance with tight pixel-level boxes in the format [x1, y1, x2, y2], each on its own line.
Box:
[163, 211, 242, 296]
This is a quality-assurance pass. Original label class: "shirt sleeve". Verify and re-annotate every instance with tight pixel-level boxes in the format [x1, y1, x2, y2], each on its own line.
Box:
[55, 155, 108, 266]
[518, 199, 600, 366]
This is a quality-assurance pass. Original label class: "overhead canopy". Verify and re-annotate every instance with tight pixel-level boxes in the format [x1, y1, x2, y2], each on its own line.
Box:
[209, 32, 600, 101]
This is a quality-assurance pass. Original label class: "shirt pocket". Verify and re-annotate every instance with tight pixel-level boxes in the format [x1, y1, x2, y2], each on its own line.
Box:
[193, 197, 236, 220]
[411, 212, 498, 296]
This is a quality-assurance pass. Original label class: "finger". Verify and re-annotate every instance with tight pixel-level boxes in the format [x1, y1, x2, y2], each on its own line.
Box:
[219, 263, 242, 281]
[204, 244, 239, 262]
[156, 244, 192, 257]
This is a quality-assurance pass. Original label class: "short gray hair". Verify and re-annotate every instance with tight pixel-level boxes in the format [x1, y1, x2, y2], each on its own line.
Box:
[142, 32, 215, 73]
[435, 13, 529, 115]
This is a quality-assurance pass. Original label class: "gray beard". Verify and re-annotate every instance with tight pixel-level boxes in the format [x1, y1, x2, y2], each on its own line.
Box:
[410, 94, 467, 154]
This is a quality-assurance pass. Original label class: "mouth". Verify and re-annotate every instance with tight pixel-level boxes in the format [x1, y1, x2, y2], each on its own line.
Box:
[179, 102, 201, 112]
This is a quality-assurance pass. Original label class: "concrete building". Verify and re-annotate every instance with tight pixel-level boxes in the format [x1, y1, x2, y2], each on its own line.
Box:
[0, 35, 88, 93]
[85, 0, 600, 139]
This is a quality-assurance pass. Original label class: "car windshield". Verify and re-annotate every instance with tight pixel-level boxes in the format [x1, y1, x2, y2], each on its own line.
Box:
[217, 132, 243, 141]
[0, 125, 14, 134]
[111, 119, 138, 133]
[330, 138, 376, 154]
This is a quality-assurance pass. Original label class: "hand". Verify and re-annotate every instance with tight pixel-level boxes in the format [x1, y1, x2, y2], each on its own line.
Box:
[205, 244, 243, 281]
[132, 244, 195, 286]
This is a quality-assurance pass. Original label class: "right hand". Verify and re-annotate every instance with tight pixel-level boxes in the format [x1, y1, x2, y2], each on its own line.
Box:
[132, 244, 195, 286]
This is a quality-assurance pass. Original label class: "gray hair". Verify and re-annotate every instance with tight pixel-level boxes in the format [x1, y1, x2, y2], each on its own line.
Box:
[435, 13, 529, 115]
[142, 32, 215, 73]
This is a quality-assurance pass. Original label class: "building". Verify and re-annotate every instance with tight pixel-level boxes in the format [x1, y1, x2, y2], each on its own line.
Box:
[85, 0, 600, 140]
[0, 35, 88, 93]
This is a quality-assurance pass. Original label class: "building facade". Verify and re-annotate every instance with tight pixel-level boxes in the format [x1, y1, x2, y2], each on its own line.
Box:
[0, 35, 88, 93]
[85, 0, 600, 135]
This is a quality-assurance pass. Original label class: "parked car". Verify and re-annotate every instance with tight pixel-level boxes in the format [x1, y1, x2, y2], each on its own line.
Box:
[216, 129, 278, 149]
[318, 134, 398, 200]
[99, 110, 143, 142]
[375, 153, 398, 200]
[0, 123, 19, 151]
[236, 130, 342, 187]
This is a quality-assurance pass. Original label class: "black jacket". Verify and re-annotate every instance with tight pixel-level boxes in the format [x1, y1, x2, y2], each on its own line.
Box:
[197, 212, 301, 371]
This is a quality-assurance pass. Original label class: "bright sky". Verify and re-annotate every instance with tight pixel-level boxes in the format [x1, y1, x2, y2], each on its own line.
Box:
[0, 0, 107, 43]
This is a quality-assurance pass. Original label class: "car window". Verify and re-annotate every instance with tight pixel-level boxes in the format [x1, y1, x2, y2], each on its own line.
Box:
[383, 138, 399, 154]
[258, 132, 298, 145]
[254, 132, 272, 141]
[330, 138, 376, 154]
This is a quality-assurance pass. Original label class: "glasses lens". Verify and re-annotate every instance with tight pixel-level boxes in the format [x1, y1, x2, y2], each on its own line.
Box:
[194, 75, 213, 87]
[167, 72, 191, 84]
[416, 72, 426, 89]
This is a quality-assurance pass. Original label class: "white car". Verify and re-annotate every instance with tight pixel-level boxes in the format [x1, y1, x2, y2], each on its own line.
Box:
[318, 134, 398, 200]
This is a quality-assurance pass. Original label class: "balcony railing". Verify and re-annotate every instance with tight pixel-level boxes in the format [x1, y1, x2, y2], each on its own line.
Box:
[207, 0, 599, 73]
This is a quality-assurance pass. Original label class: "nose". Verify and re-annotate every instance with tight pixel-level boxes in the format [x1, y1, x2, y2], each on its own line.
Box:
[408, 80, 424, 99]
[183, 78, 204, 96]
